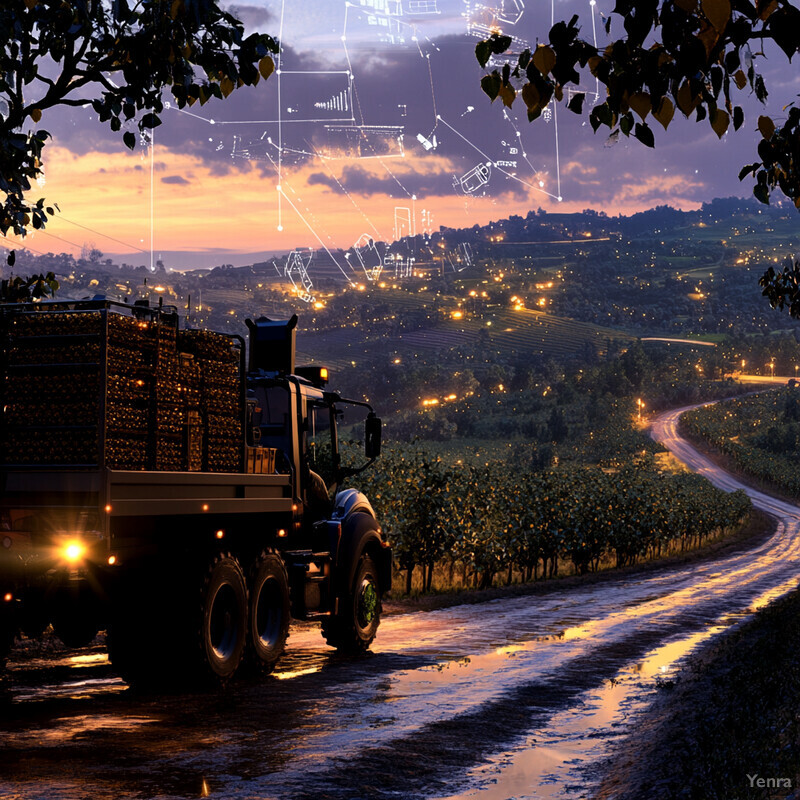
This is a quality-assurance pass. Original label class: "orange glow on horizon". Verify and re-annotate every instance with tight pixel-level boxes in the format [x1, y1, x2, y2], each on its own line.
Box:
[7, 143, 709, 261]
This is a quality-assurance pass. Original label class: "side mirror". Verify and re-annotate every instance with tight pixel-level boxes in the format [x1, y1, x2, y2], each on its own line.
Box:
[365, 413, 382, 459]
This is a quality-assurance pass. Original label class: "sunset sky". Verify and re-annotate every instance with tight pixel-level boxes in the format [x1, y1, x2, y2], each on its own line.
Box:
[9, 0, 796, 269]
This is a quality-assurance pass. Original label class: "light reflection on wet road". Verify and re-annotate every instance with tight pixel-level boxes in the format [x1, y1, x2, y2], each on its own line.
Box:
[1, 403, 799, 800]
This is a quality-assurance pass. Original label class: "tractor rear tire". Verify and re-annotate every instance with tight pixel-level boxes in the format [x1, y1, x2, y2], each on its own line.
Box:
[110, 554, 248, 688]
[247, 552, 290, 673]
[199, 553, 248, 684]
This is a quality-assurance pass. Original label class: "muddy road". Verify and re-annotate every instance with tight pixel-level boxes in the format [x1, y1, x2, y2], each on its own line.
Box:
[1, 404, 799, 800]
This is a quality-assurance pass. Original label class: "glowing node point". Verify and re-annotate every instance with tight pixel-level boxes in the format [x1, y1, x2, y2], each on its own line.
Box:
[412, 194, 417, 200]
[516, 131, 521, 136]
[557, 196, 563, 202]
[341, 35, 346, 41]
[208, 138, 213, 142]
[209, 119, 215, 124]
[277, 225, 283, 231]
[539, 180, 545, 187]
[276, 69, 281, 75]
[276, 185, 282, 192]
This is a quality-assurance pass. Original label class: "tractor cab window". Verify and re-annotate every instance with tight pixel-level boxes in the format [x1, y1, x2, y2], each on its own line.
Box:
[307, 401, 335, 487]
[251, 385, 292, 471]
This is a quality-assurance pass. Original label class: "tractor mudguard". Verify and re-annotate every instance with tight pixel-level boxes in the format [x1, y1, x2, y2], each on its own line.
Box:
[335, 511, 392, 596]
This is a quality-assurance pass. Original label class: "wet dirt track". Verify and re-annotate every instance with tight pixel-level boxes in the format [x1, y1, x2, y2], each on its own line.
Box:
[2, 402, 800, 800]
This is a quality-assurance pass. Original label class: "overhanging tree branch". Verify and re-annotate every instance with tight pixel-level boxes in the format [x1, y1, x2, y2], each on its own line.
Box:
[476, 0, 800, 317]
[0, 0, 279, 240]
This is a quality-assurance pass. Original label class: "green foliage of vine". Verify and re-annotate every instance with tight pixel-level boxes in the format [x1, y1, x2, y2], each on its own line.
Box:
[355, 443, 751, 593]
[684, 387, 800, 495]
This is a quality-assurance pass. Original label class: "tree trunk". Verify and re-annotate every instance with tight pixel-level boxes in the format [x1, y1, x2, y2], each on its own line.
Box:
[405, 564, 414, 595]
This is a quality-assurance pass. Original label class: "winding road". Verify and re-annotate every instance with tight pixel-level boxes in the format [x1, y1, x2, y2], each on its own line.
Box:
[1, 403, 799, 800]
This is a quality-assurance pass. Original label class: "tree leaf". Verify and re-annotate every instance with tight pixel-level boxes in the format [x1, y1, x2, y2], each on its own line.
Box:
[634, 121, 655, 147]
[758, 114, 775, 140]
[676, 82, 700, 116]
[629, 91, 651, 120]
[258, 55, 275, 80]
[481, 72, 502, 101]
[498, 83, 516, 108]
[734, 69, 747, 90]
[733, 105, 744, 130]
[757, 0, 778, 20]
[123, 131, 136, 150]
[768, 6, 800, 59]
[533, 45, 556, 75]
[476, 40, 492, 68]
[567, 92, 585, 114]
[30, 108, 41, 123]
[711, 108, 729, 137]
[653, 96, 675, 129]
[7, 250, 15, 267]
[490, 34, 513, 54]
[522, 82, 541, 110]
[702, 0, 731, 31]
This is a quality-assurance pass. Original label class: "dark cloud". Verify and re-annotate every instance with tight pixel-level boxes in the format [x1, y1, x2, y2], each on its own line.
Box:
[224, 3, 275, 30]
[307, 164, 456, 197]
[162, 175, 191, 185]
[307, 160, 528, 201]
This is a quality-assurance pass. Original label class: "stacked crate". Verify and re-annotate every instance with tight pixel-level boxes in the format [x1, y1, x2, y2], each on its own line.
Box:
[178, 329, 242, 473]
[106, 314, 155, 470]
[4, 311, 106, 466]
[1, 307, 243, 472]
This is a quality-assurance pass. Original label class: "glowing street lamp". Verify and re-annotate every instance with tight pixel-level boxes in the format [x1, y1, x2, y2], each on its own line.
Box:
[637, 398, 645, 421]
[768, 360, 775, 379]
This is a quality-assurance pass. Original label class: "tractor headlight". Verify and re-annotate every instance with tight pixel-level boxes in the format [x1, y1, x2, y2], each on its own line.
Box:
[62, 539, 87, 565]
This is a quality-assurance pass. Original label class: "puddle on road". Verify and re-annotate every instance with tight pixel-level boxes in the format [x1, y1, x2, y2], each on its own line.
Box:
[747, 575, 800, 612]
[11, 677, 126, 703]
[435, 621, 737, 800]
[6, 714, 158, 748]
[7, 650, 109, 672]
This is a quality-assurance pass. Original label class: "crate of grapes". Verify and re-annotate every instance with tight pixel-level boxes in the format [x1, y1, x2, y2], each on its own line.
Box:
[0, 300, 244, 472]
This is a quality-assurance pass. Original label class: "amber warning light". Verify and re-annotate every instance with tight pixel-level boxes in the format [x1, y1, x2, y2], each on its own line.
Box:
[295, 365, 329, 388]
